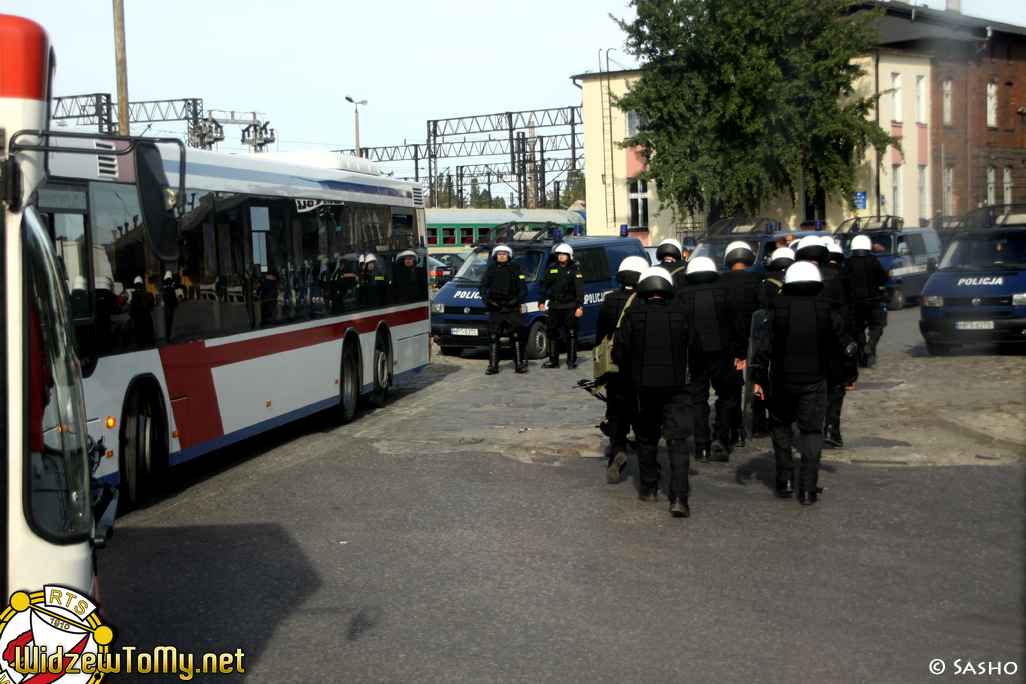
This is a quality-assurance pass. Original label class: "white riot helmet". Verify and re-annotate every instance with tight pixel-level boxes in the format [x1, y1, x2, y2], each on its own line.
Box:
[553, 243, 573, 258]
[616, 255, 649, 287]
[362, 253, 377, 267]
[396, 249, 418, 261]
[768, 247, 795, 271]
[850, 234, 873, 256]
[820, 235, 836, 246]
[492, 245, 513, 259]
[782, 261, 823, 296]
[655, 238, 683, 262]
[637, 266, 675, 299]
[827, 242, 844, 263]
[795, 235, 829, 263]
[723, 241, 755, 268]
[94, 276, 114, 292]
[133, 275, 144, 287]
[684, 256, 719, 285]
[72, 276, 87, 292]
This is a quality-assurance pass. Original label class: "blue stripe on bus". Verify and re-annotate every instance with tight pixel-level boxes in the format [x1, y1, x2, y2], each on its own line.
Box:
[165, 160, 413, 201]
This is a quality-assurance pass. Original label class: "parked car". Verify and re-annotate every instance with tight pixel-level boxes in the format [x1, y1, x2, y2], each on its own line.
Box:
[432, 252, 469, 270]
[428, 256, 455, 290]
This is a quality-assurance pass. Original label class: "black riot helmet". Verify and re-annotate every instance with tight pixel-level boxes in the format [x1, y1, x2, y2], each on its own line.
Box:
[637, 267, 676, 299]
[655, 238, 683, 262]
[684, 256, 719, 285]
[723, 241, 756, 268]
[782, 261, 824, 296]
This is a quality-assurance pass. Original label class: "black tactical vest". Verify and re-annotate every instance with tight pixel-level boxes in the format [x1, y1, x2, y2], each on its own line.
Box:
[678, 282, 734, 358]
[481, 262, 522, 304]
[770, 296, 836, 387]
[722, 270, 763, 332]
[849, 255, 883, 301]
[622, 299, 692, 392]
[762, 269, 786, 304]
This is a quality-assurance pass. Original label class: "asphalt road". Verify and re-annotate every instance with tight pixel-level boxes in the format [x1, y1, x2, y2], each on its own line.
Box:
[99, 305, 1025, 683]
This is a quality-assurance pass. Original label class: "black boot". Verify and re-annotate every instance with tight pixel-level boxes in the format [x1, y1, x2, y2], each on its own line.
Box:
[751, 417, 770, 438]
[541, 337, 560, 368]
[638, 485, 658, 503]
[512, 338, 528, 373]
[775, 479, 794, 497]
[669, 496, 690, 518]
[694, 446, 711, 462]
[798, 489, 818, 506]
[823, 424, 843, 448]
[711, 433, 731, 462]
[566, 331, 578, 369]
[485, 335, 500, 375]
[606, 449, 627, 484]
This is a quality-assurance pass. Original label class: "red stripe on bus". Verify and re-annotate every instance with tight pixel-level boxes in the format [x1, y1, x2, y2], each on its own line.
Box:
[159, 306, 428, 449]
[0, 15, 49, 101]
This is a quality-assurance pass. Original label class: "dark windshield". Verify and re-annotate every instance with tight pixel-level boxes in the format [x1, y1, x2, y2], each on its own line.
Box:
[938, 231, 1026, 271]
[452, 249, 545, 283]
[839, 234, 894, 256]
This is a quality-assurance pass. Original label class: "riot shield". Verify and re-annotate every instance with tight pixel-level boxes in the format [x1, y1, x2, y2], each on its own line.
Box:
[742, 308, 767, 424]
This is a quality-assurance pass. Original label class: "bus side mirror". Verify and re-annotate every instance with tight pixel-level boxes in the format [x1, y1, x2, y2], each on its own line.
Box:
[134, 142, 180, 261]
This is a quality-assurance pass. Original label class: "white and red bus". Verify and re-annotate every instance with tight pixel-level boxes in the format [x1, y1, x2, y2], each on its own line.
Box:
[38, 140, 431, 509]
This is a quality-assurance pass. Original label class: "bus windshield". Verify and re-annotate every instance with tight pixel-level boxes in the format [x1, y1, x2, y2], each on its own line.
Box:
[938, 231, 1026, 271]
[690, 239, 761, 267]
[452, 249, 545, 283]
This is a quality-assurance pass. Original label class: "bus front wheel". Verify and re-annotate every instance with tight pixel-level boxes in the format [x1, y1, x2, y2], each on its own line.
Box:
[369, 331, 391, 408]
[120, 384, 166, 511]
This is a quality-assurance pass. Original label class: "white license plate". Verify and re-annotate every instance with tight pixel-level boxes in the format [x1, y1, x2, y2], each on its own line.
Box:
[451, 328, 479, 336]
[956, 321, 995, 330]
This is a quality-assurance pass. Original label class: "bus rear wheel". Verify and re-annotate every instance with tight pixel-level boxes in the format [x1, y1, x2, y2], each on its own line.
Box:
[119, 384, 166, 511]
[337, 340, 359, 425]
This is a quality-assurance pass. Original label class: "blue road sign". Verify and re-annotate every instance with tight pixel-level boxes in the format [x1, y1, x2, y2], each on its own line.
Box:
[854, 191, 867, 210]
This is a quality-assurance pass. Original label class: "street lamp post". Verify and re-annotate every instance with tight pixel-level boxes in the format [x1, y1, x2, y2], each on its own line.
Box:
[345, 96, 367, 157]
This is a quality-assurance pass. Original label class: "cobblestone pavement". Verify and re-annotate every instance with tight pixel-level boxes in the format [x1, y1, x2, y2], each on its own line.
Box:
[352, 307, 1024, 472]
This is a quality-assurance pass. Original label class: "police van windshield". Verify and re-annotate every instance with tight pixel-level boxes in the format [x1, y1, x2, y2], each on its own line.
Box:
[452, 249, 545, 283]
[839, 234, 894, 256]
[690, 238, 760, 266]
[938, 231, 1026, 271]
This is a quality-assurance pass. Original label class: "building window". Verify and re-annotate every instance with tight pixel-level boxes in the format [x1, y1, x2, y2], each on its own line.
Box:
[1004, 166, 1013, 205]
[987, 166, 996, 205]
[891, 164, 902, 217]
[890, 73, 902, 122]
[918, 165, 927, 221]
[944, 166, 954, 216]
[628, 179, 648, 228]
[942, 78, 952, 125]
[626, 111, 646, 138]
[915, 75, 925, 123]
[987, 81, 998, 128]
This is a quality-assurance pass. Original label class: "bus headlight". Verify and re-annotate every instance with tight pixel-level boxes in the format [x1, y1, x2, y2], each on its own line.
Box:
[1012, 293, 1026, 306]
[921, 295, 944, 307]
[430, 302, 445, 314]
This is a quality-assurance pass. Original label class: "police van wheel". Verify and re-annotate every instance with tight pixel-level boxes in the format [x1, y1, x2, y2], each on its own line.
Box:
[439, 346, 462, 357]
[925, 341, 953, 357]
[337, 341, 359, 424]
[119, 383, 167, 512]
[890, 285, 904, 311]
[369, 332, 391, 408]
[526, 321, 548, 360]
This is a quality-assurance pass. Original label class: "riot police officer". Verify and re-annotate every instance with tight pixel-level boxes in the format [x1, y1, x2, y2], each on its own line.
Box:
[848, 234, 890, 368]
[480, 245, 529, 375]
[751, 262, 858, 505]
[719, 241, 765, 447]
[162, 270, 178, 340]
[538, 243, 584, 369]
[677, 257, 747, 461]
[612, 267, 707, 517]
[822, 242, 858, 446]
[595, 255, 649, 482]
[129, 275, 156, 348]
[392, 250, 427, 304]
[655, 238, 688, 289]
[760, 247, 795, 306]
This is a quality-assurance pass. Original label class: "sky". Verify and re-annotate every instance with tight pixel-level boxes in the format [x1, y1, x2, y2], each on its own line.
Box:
[6, 0, 1026, 180]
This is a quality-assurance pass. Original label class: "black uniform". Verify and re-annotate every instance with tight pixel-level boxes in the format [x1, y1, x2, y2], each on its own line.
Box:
[393, 262, 427, 304]
[538, 259, 585, 337]
[821, 261, 857, 434]
[760, 269, 787, 305]
[848, 252, 889, 364]
[596, 288, 641, 457]
[479, 261, 528, 336]
[361, 264, 388, 309]
[676, 281, 746, 456]
[658, 260, 688, 290]
[130, 284, 156, 348]
[95, 286, 120, 354]
[721, 268, 767, 444]
[613, 298, 706, 501]
[753, 295, 857, 497]
[162, 276, 178, 341]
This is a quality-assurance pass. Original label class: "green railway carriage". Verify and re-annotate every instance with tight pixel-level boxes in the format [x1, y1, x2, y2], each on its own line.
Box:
[426, 209, 585, 252]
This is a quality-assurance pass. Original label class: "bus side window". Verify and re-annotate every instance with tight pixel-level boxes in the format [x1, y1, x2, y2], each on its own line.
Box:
[214, 197, 250, 335]
[173, 190, 221, 342]
[352, 203, 391, 310]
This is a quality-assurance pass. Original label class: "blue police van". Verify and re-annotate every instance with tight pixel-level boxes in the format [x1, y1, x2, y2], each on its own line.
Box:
[429, 223, 647, 358]
[834, 215, 943, 310]
[918, 204, 1026, 356]
[688, 216, 832, 275]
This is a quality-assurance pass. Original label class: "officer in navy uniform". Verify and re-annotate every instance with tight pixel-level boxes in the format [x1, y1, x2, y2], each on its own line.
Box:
[612, 267, 707, 517]
[538, 243, 585, 369]
[847, 234, 890, 368]
[751, 262, 859, 505]
[719, 241, 765, 448]
[479, 244, 529, 375]
[595, 255, 649, 483]
[676, 257, 747, 462]
[655, 238, 688, 289]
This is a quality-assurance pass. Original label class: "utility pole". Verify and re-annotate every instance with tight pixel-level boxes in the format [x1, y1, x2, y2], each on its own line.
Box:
[112, 0, 130, 136]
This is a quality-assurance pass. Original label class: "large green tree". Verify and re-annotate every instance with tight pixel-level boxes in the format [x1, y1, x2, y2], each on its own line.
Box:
[613, 0, 897, 220]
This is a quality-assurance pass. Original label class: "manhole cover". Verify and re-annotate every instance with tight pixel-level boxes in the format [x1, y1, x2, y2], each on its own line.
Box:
[851, 381, 904, 390]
